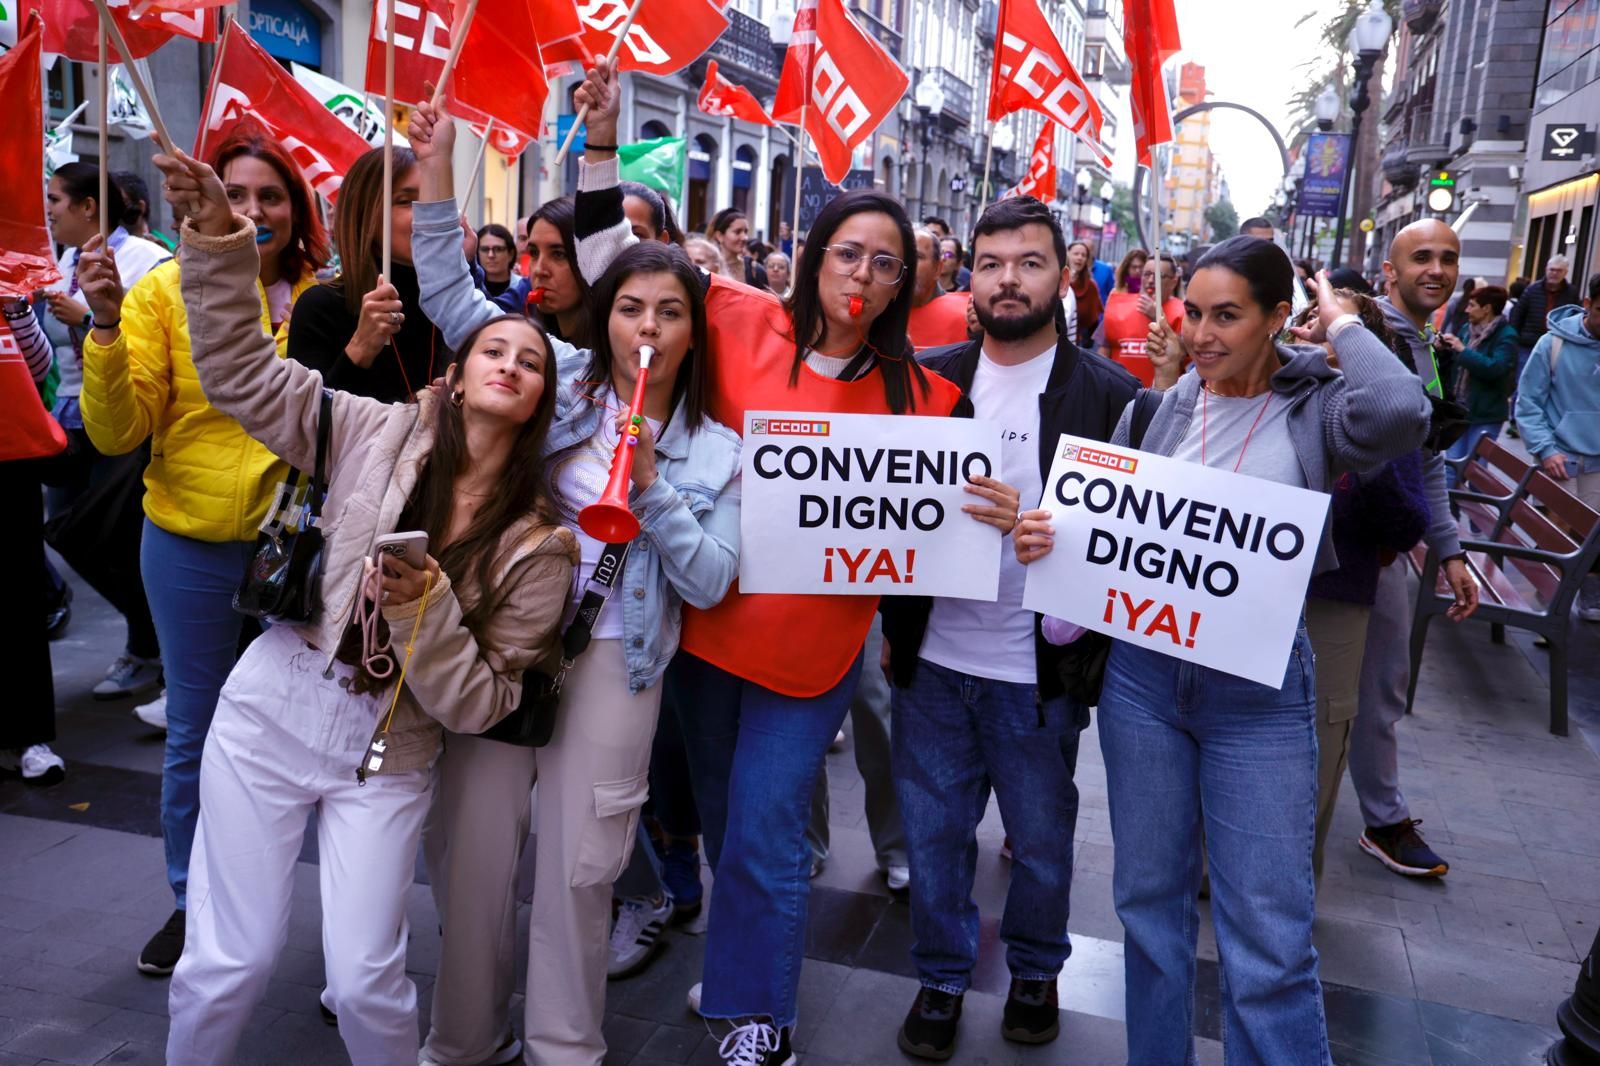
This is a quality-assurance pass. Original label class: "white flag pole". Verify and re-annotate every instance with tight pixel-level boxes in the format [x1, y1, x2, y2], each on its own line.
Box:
[553, 0, 645, 166]
[382, 0, 396, 280]
[429, 0, 480, 109]
[98, 29, 109, 241]
[89, 0, 177, 155]
[463, 119, 494, 207]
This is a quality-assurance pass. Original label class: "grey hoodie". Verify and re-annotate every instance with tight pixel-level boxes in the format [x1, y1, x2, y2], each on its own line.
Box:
[1113, 320, 1432, 574]
[1379, 297, 1462, 560]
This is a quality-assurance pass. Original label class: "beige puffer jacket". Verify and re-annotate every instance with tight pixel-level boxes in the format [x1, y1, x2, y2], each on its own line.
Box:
[178, 215, 578, 775]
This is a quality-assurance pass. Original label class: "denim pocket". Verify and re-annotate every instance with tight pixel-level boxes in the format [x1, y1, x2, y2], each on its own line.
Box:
[571, 773, 649, 888]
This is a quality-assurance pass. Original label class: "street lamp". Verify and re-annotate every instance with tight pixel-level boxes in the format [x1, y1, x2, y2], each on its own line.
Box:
[915, 76, 946, 220]
[1073, 167, 1092, 238]
[1330, 0, 1393, 268]
[1313, 85, 1340, 132]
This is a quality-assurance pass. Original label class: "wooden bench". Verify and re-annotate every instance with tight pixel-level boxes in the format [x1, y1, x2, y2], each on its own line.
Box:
[1407, 465, 1600, 736]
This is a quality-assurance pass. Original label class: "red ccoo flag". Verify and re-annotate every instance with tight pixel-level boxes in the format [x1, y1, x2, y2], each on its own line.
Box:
[988, 0, 1110, 166]
[199, 22, 370, 200]
[772, 0, 908, 185]
[1123, 0, 1181, 166]
[365, 0, 543, 148]
[698, 59, 774, 127]
[23, 0, 207, 60]
[0, 16, 62, 296]
[1002, 123, 1057, 203]
[574, 0, 730, 77]
[530, 0, 592, 73]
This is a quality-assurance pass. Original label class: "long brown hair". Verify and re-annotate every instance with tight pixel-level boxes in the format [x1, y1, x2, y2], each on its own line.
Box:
[398, 313, 559, 631]
[209, 132, 329, 286]
[331, 145, 416, 318]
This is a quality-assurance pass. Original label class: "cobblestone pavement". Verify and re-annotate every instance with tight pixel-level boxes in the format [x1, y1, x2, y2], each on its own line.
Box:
[4, 559, 1599, 1065]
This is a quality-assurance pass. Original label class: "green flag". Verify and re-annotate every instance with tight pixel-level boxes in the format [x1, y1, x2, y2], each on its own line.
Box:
[618, 136, 685, 203]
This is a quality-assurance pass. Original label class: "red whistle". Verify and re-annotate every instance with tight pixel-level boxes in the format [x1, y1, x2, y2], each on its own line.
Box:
[848, 295, 863, 317]
[526, 286, 547, 309]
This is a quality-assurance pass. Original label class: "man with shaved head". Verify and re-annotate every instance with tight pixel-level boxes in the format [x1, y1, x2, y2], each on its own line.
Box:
[1341, 220, 1478, 881]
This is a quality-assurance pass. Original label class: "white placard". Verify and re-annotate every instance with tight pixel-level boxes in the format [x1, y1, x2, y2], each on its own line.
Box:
[739, 411, 1004, 599]
[1021, 434, 1331, 687]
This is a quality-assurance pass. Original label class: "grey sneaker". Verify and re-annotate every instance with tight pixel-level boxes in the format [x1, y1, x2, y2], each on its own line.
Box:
[93, 654, 163, 700]
[1578, 576, 1600, 622]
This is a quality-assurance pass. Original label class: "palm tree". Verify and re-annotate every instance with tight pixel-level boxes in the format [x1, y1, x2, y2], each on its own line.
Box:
[1286, 0, 1399, 268]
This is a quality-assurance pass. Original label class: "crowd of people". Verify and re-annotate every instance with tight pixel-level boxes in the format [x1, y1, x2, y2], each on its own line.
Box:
[7, 54, 1600, 1066]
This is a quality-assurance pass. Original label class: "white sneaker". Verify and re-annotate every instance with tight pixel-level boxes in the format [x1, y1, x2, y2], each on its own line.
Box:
[716, 1020, 791, 1066]
[8, 744, 67, 786]
[687, 981, 703, 1017]
[607, 894, 672, 979]
[133, 691, 168, 731]
[885, 864, 911, 892]
[829, 729, 846, 752]
[93, 654, 162, 700]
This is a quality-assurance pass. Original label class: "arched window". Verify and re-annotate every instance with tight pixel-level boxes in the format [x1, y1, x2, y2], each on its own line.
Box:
[688, 132, 720, 233]
[733, 144, 758, 218]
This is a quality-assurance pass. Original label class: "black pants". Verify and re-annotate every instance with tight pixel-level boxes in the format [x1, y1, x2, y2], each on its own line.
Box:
[43, 430, 160, 660]
[2, 461, 56, 749]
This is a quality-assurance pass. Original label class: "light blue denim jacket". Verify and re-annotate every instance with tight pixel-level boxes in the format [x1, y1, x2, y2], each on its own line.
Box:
[413, 197, 742, 691]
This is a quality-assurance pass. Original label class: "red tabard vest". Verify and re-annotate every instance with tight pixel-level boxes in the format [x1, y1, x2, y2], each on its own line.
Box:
[1102, 291, 1184, 387]
[680, 276, 963, 697]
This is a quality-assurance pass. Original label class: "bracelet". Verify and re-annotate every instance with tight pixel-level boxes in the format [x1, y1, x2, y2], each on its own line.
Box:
[91, 316, 121, 331]
[584, 142, 619, 152]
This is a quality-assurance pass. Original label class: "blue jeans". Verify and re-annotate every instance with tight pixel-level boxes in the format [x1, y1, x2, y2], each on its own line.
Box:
[1097, 628, 1329, 1066]
[891, 658, 1086, 994]
[141, 520, 255, 909]
[667, 650, 863, 1028]
[1444, 421, 1502, 489]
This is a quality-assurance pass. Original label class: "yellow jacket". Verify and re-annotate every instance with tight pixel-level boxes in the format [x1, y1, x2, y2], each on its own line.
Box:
[80, 260, 315, 543]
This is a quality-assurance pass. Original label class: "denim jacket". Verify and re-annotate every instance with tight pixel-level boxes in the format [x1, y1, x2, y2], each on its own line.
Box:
[413, 198, 743, 691]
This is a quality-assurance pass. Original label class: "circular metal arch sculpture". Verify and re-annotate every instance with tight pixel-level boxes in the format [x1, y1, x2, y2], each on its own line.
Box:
[1130, 101, 1293, 251]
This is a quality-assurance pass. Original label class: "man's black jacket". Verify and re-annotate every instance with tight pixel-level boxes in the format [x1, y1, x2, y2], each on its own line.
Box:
[880, 332, 1140, 699]
[1510, 279, 1580, 346]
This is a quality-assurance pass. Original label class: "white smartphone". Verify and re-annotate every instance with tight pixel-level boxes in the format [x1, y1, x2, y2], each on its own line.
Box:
[373, 531, 429, 570]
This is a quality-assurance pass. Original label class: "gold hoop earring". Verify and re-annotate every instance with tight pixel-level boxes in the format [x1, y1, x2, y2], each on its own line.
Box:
[451, 391, 464, 407]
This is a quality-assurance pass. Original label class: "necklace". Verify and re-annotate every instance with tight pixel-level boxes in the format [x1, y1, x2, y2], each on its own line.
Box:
[1200, 383, 1276, 473]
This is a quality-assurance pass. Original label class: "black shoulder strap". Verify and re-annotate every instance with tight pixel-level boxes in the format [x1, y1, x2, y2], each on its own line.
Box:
[1128, 387, 1161, 450]
[549, 539, 631, 688]
[308, 388, 333, 523]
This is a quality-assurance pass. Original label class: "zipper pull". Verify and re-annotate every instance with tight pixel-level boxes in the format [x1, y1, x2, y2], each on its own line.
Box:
[361, 736, 387, 781]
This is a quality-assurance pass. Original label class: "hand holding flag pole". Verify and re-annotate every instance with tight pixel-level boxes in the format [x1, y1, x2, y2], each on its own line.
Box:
[99, 30, 108, 241]
[554, 0, 645, 165]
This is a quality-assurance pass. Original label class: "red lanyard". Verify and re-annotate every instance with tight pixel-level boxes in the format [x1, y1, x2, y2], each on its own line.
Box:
[1200, 384, 1275, 473]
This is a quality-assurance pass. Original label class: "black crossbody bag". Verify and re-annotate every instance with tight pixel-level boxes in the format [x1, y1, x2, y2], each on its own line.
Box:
[234, 389, 333, 624]
[481, 539, 631, 747]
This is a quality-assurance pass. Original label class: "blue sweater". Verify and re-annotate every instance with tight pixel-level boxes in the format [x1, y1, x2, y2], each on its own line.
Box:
[1515, 304, 1600, 461]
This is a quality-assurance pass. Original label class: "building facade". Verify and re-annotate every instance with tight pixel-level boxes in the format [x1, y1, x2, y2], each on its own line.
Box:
[1374, 0, 1547, 282]
[1517, 0, 1600, 291]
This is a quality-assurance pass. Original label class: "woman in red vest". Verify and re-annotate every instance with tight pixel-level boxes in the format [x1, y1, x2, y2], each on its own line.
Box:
[1100, 251, 1185, 387]
[570, 61, 1018, 1065]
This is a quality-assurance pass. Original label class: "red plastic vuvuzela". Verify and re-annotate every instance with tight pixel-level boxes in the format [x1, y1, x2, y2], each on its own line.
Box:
[578, 345, 654, 542]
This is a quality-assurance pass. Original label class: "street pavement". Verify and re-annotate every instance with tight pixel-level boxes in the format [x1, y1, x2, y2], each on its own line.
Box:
[4, 554, 1599, 1065]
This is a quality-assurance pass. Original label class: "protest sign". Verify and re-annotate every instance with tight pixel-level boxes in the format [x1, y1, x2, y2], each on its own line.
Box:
[739, 411, 1003, 600]
[1021, 434, 1330, 687]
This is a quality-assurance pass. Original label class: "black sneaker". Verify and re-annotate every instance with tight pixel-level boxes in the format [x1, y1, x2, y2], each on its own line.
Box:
[897, 986, 963, 1060]
[1001, 977, 1060, 1044]
[137, 909, 185, 976]
[1360, 819, 1448, 877]
[715, 1020, 793, 1065]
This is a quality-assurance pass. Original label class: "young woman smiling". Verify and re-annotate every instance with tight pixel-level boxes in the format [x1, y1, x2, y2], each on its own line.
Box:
[708, 206, 769, 290]
[1016, 237, 1432, 1066]
[405, 99, 741, 1066]
[557, 62, 1016, 1066]
[145, 146, 576, 1066]
[74, 133, 328, 980]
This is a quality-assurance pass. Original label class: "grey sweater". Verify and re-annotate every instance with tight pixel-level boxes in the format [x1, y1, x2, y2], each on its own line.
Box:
[1113, 320, 1432, 574]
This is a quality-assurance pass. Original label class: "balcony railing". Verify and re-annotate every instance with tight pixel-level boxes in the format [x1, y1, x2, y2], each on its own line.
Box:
[1403, 106, 1451, 164]
[929, 68, 975, 127]
[704, 9, 781, 87]
[1403, 0, 1443, 35]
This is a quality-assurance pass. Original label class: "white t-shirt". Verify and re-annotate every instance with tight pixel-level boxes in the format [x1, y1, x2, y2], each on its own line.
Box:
[1170, 387, 1306, 488]
[546, 389, 663, 640]
[46, 229, 171, 401]
[919, 342, 1056, 684]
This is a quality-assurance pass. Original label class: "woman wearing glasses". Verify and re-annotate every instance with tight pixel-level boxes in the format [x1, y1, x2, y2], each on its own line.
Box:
[474, 223, 519, 299]
[566, 62, 1014, 1065]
